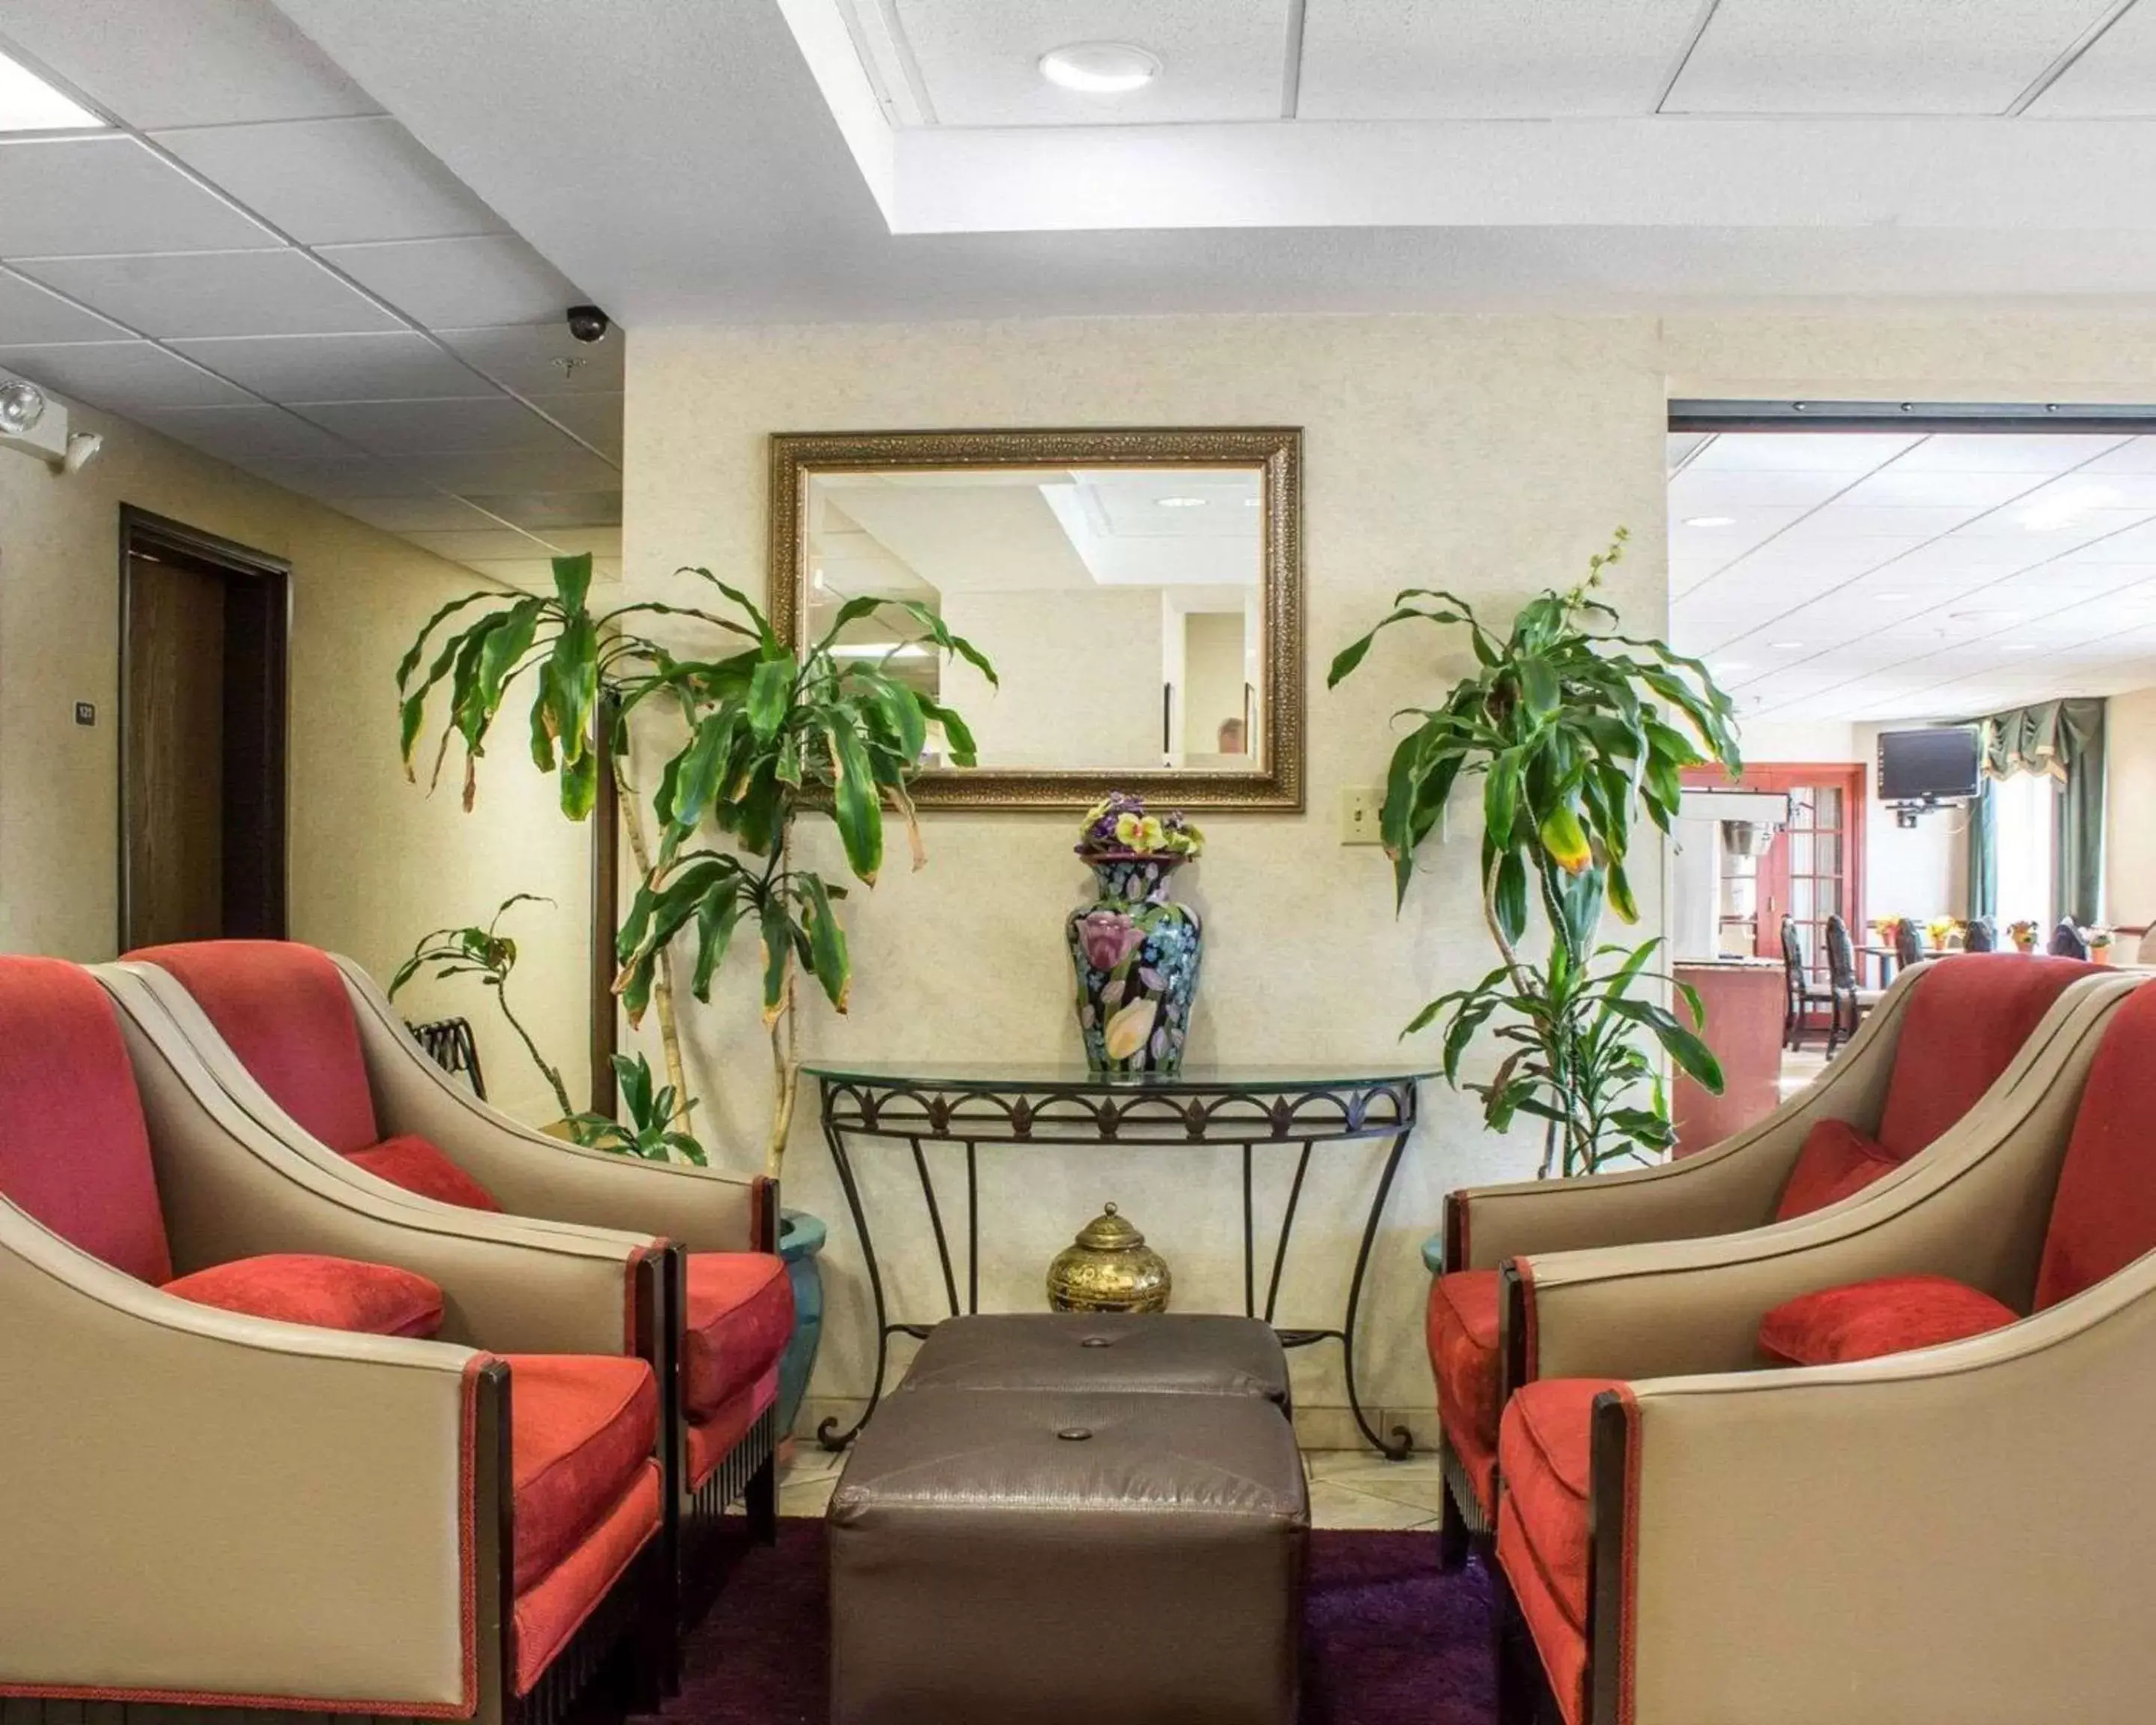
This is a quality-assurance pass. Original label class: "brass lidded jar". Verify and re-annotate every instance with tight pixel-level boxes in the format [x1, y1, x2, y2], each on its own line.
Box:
[1047, 1203, 1171, 1313]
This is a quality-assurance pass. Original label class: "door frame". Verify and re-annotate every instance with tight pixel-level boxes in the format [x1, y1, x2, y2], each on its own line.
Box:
[116, 505, 293, 952]
[1682, 760, 1869, 966]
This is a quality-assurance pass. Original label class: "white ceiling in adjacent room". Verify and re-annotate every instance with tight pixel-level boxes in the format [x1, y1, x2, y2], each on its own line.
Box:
[0, 0, 621, 589]
[1669, 429, 2156, 724]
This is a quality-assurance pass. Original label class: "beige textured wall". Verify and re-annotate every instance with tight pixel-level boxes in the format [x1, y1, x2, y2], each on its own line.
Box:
[940, 585, 1163, 769]
[0, 401, 588, 1123]
[2107, 686, 2156, 929]
[625, 315, 1672, 1438]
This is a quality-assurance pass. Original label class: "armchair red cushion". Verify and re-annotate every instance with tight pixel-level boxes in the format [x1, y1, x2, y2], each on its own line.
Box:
[1773, 1119, 1902, 1220]
[348, 1133, 503, 1211]
[1758, 1273, 2018, 1367]
[0, 958, 174, 1286]
[2035, 981, 2156, 1308]
[1495, 1376, 1624, 1725]
[507, 1354, 659, 1593]
[163, 1252, 446, 1338]
[1872, 954, 2098, 1160]
[1425, 1268, 1501, 1516]
[683, 1252, 794, 1421]
[127, 940, 381, 1154]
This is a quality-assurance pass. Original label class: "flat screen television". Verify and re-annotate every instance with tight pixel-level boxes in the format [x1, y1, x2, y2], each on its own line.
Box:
[1878, 725, 1981, 803]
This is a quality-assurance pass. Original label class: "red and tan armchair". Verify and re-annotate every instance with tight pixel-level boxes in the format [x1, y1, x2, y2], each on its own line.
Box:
[0, 956, 672, 1725]
[1428, 953, 2107, 1563]
[119, 940, 791, 1592]
[1489, 967, 2156, 1725]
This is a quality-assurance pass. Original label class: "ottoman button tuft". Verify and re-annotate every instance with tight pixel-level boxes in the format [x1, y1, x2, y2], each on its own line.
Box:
[1056, 1426, 1093, 1441]
[1080, 1336, 1112, 1348]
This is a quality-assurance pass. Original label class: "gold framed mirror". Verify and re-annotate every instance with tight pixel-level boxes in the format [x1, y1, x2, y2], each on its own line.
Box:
[768, 428, 1303, 812]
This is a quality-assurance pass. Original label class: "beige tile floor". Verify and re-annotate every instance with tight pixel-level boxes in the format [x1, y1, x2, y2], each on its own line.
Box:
[770, 1442, 1450, 1531]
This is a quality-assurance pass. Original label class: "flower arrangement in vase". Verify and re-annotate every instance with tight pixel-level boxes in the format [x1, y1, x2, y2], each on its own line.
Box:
[2008, 919, 2041, 952]
[2086, 927, 2114, 964]
[1067, 793, 1205, 1074]
[1926, 916, 1961, 951]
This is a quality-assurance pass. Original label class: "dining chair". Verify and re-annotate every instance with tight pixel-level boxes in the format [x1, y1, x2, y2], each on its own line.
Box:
[2050, 919, 2090, 958]
[1892, 917, 1926, 970]
[1964, 916, 1997, 953]
[1782, 917, 1836, 1050]
[1823, 914, 1882, 1054]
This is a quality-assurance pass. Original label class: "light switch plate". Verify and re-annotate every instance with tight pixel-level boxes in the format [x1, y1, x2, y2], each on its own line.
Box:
[1340, 785, 1384, 845]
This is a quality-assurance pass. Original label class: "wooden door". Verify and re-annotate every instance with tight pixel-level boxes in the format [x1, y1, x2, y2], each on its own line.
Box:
[120, 513, 289, 950]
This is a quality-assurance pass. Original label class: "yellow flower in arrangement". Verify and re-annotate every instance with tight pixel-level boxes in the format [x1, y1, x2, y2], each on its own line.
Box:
[1925, 917, 1959, 947]
[1080, 792, 1205, 860]
[1114, 812, 1143, 847]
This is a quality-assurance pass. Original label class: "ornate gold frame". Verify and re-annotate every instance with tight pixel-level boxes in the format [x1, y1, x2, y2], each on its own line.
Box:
[768, 427, 1304, 812]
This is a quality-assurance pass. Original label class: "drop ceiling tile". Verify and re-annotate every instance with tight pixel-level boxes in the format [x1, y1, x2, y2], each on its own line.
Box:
[529, 393, 624, 459]
[168, 331, 489, 401]
[1888, 432, 2129, 473]
[14, 250, 401, 338]
[0, 340, 252, 409]
[134, 403, 359, 460]
[0, 265, 127, 343]
[468, 491, 624, 529]
[397, 529, 561, 562]
[0, 136, 276, 257]
[454, 558, 558, 592]
[1686, 432, 1922, 473]
[1833, 467, 2053, 509]
[540, 526, 624, 559]
[0, 0, 381, 128]
[295, 396, 571, 456]
[434, 323, 623, 394]
[369, 447, 621, 496]
[2025, 1, 2156, 115]
[1786, 505, 1976, 539]
[219, 450, 412, 496]
[152, 117, 507, 246]
[1665, 0, 2111, 115]
[333, 494, 514, 533]
[892, 0, 1293, 126]
[1299, 0, 1704, 118]
[1669, 469, 1857, 508]
[2075, 436, 2156, 475]
[317, 235, 583, 329]
[1666, 431, 1713, 474]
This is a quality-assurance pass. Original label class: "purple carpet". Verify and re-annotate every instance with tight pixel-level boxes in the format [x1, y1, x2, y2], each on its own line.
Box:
[648, 1521, 1496, 1725]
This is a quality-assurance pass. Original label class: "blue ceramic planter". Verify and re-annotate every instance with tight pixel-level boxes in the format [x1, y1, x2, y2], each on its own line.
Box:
[776, 1208, 826, 1439]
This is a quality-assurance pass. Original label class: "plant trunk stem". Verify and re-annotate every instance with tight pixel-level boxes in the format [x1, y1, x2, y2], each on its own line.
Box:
[615, 761, 694, 1131]
[495, 981, 576, 1121]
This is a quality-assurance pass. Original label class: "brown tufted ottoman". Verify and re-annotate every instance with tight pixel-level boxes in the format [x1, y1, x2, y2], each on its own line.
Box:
[829, 1386, 1307, 1725]
[895, 1311, 1294, 1409]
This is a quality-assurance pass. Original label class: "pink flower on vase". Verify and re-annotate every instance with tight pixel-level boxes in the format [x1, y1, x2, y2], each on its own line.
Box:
[1078, 910, 1144, 973]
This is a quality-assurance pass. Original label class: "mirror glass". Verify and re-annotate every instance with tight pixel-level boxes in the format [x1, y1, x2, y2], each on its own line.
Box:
[804, 466, 1263, 772]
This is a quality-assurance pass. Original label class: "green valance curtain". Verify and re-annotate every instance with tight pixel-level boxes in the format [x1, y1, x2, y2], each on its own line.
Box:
[1963, 697, 2107, 927]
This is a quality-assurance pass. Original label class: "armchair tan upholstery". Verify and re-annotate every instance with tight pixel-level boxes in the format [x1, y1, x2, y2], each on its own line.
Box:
[0, 958, 671, 1725]
[119, 941, 792, 1612]
[1493, 969, 2156, 1725]
[1429, 955, 2107, 1554]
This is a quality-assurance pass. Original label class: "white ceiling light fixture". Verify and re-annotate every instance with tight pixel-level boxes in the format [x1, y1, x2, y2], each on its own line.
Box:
[0, 48, 104, 132]
[1156, 496, 1207, 509]
[1684, 515, 1737, 528]
[1767, 640, 1805, 650]
[0, 378, 46, 436]
[1038, 41, 1161, 96]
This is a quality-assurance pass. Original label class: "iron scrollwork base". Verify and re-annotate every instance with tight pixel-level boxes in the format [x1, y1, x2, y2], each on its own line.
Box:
[811, 1069, 1422, 1458]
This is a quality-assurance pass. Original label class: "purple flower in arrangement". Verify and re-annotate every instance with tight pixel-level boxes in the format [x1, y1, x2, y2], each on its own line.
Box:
[1078, 910, 1145, 972]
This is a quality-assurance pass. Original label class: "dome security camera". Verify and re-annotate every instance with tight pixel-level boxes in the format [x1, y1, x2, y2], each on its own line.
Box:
[566, 305, 611, 344]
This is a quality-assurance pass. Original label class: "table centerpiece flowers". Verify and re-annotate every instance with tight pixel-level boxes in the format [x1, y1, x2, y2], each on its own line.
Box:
[1067, 792, 1205, 1074]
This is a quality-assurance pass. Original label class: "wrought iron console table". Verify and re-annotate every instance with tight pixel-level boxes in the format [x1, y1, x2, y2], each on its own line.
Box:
[806, 1060, 1433, 1458]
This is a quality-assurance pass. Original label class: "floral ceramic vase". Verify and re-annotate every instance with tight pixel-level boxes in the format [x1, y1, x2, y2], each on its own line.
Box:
[1068, 854, 1203, 1074]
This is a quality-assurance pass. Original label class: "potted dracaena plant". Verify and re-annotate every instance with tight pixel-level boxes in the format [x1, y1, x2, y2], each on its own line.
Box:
[395, 553, 995, 1175]
[1328, 529, 1744, 1178]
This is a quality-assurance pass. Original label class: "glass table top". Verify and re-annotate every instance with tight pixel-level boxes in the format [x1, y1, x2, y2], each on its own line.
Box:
[802, 1060, 1437, 1094]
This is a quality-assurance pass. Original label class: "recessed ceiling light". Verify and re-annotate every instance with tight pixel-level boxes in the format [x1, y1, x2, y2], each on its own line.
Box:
[1156, 496, 1207, 509]
[1949, 609, 2018, 621]
[0, 48, 103, 131]
[1241, 496, 1261, 507]
[1716, 660, 1752, 672]
[1039, 41, 1161, 94]
[1684, 515, 1737, 528]
[1767, 640, 1805, 651]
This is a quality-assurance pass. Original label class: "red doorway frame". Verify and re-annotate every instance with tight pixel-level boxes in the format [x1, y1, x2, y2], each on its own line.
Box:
[1683, 761, 1868, 982]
